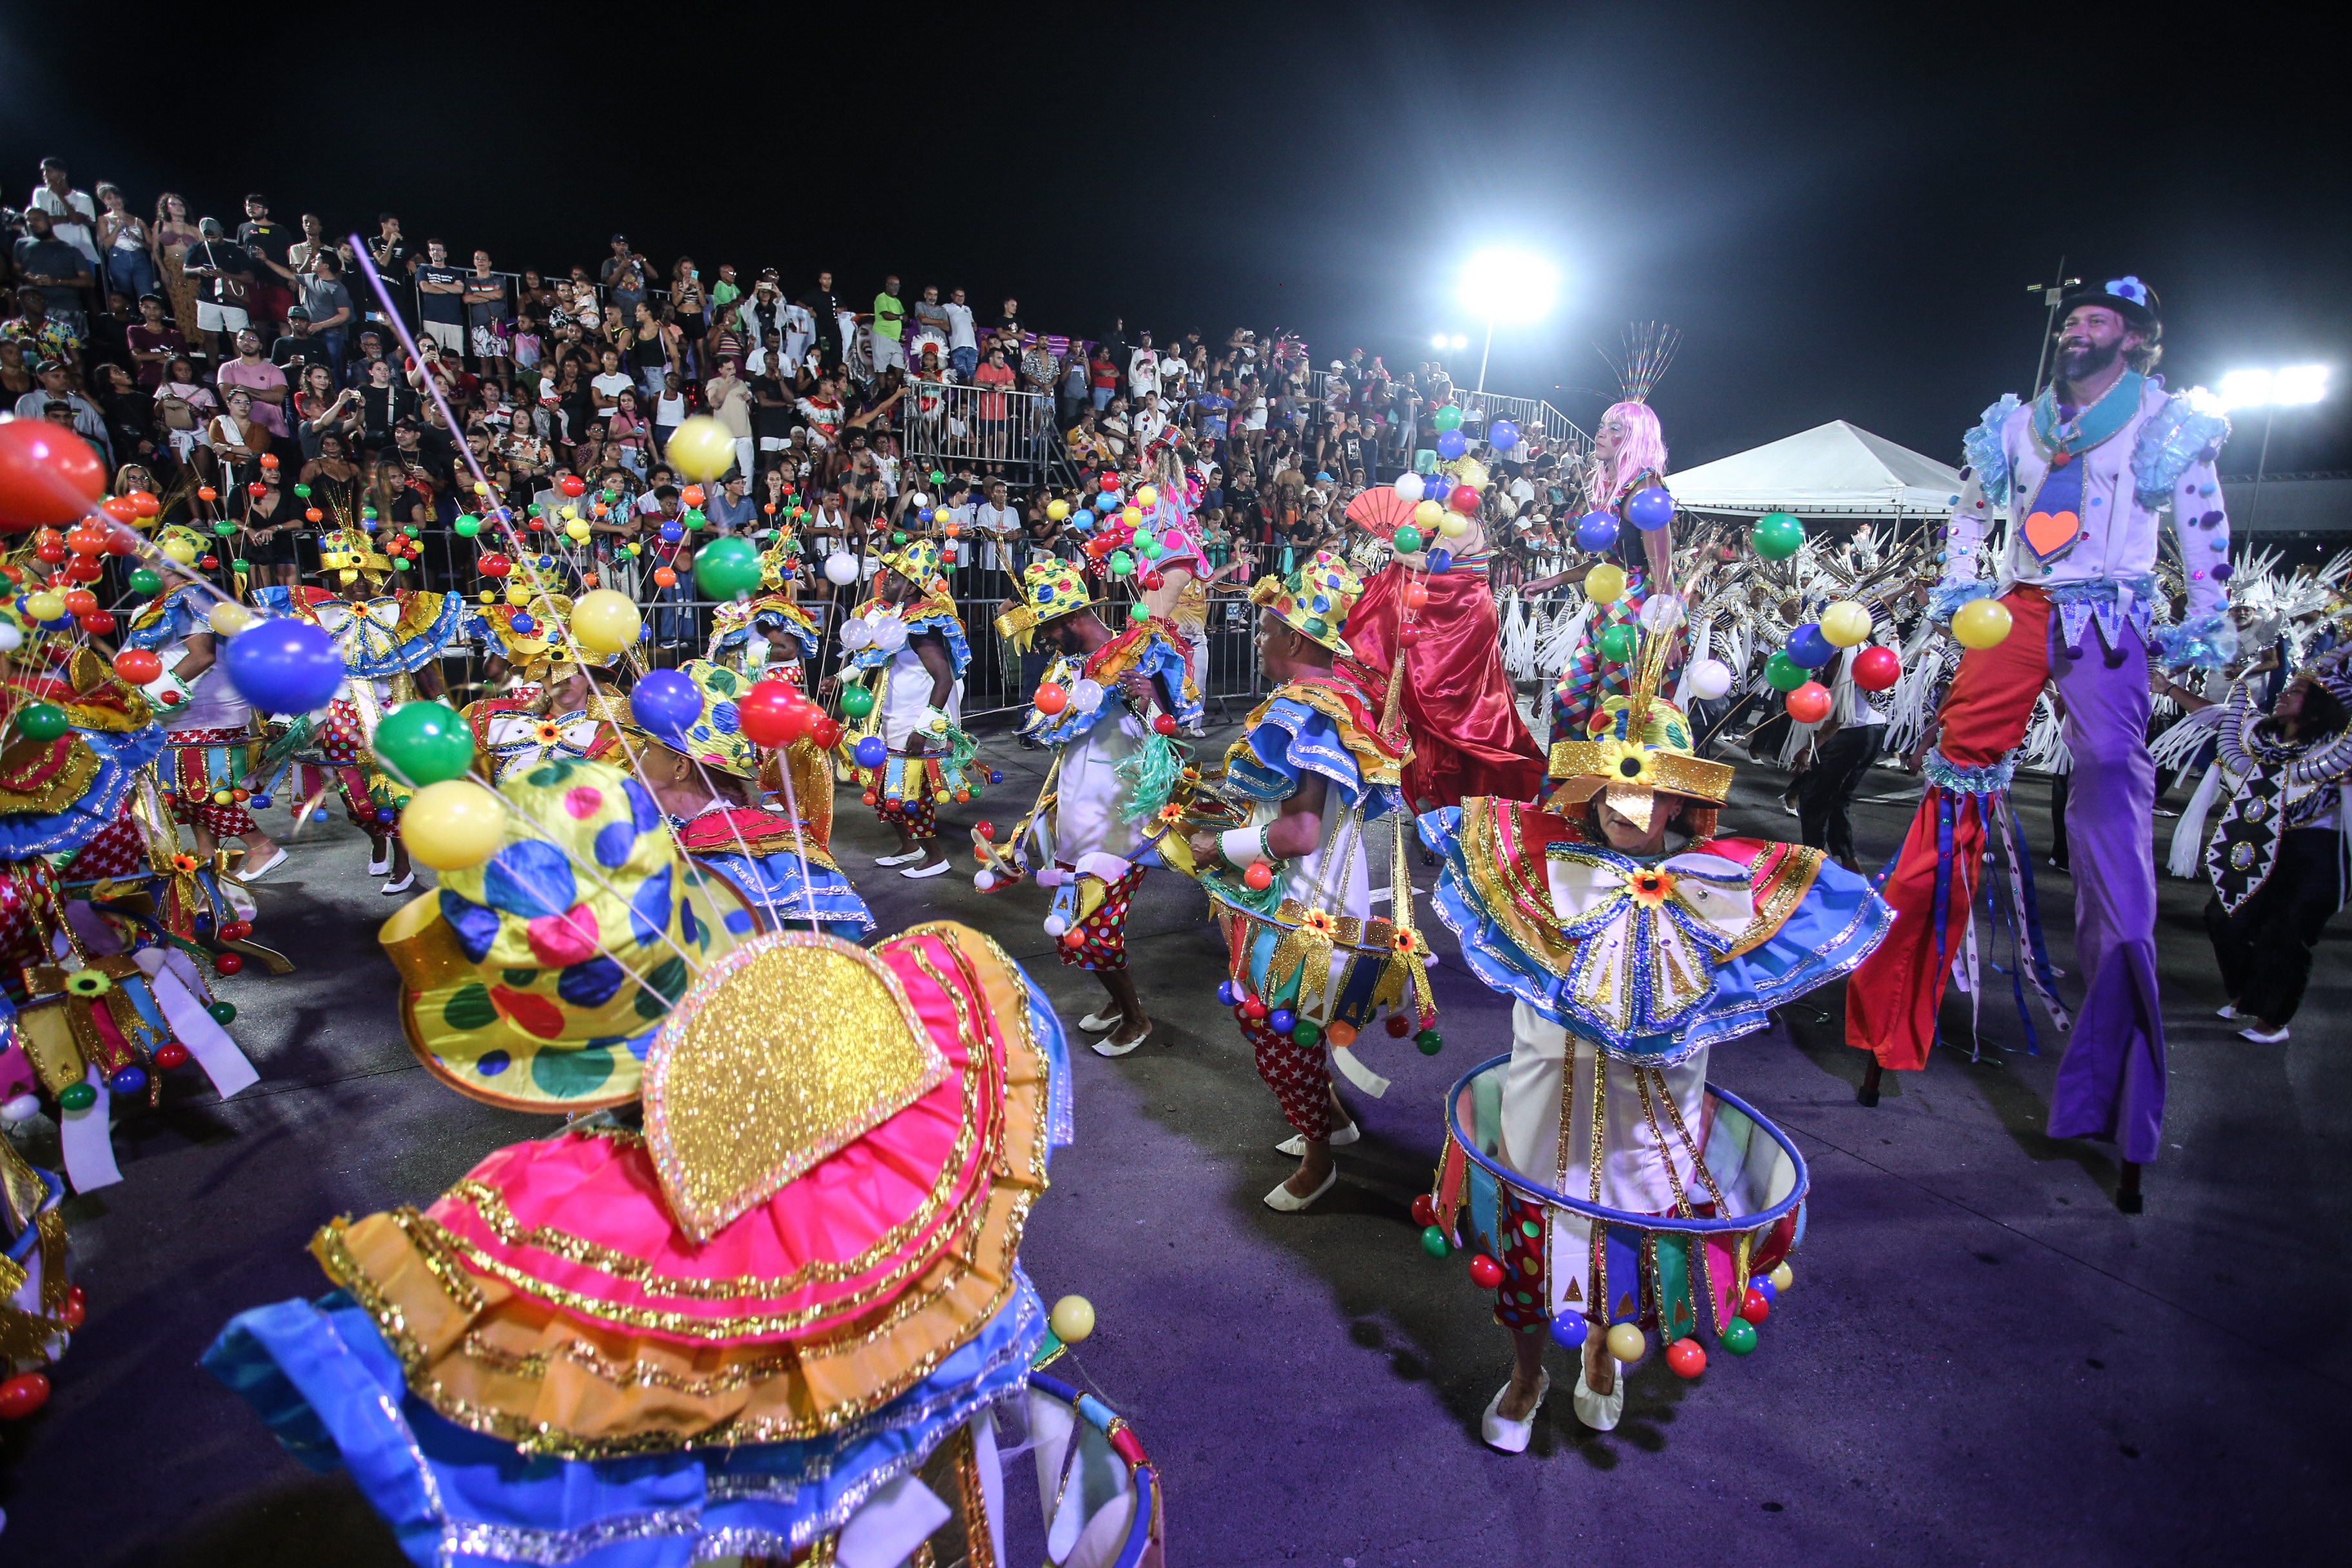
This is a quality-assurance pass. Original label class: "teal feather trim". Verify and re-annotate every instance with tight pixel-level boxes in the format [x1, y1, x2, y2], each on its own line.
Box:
[1115, 732, 1182, 825]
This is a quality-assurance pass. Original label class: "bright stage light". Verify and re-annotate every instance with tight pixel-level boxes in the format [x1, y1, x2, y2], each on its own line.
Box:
[1451, 333, 1469, 350]
[1431, 333, 1449, 349]
[2219, 365, 2329, 410]
[1458, 248, 1560, 325]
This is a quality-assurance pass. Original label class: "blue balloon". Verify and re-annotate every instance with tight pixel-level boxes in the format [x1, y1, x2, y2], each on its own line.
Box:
[1626, 484, 1676, 531]
[1427, 549, 1453, 574]
[917, 508, 934, 524]
[509, 612, 535, 634]
[988, 769, 1004, 784]
[1573, 509, 1621, 553]
[1749, 1278, 1778, 1306]
[1549, 1310, 1589, 1350]
[1436, 429, 1468, 461]
[1095, 493, 1120, 513]
[1788, 623, 1835, 669]
[250, 796, 273, 809]
[1490, 419, 1521, 452]
[223, 618, 342, 714]
[660, 522, 685, 544]
[854, 736, 888, 769]
[631, 668, 702, 737]
[1267, 1006, 1297, 1035]
[1217, 981, 1237, 1006]
[108, 1065, 149, 1096]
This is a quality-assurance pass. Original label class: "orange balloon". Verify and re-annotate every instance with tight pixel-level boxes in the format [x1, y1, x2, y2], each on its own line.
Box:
[581, 572, 599, 587]
[680, 484, 705, 508]
[653, 567, 678, 588]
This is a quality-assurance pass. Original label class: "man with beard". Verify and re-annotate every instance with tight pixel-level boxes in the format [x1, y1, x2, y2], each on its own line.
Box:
[1845, 277, 2236, 1206]
[984, 560, 1199, 1055]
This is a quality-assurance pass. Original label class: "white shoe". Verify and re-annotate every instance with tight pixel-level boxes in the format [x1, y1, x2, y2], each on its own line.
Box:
[900, 859, 950, 879]
[2239, 1023, 2289, 1044]
[380, 873, 415, 896]
[1571, 1358, 1624, 1431]
[875, 848, 926, 867]
[1262, 1164, 1338, 1211]
[1480, 1370, 1550, 1454]
[367, 853, 392, 877]
[1091, 1025, 1150, 1058]
[1275, 1122, 1360, 1156]
[1077, 1010, 1118, 1034]
[2215, 1003, 2239, 1021]
[240, 847, 289, 881]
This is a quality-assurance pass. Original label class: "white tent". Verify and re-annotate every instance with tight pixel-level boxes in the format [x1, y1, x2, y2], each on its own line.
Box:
[1667, 420, 1965, 520]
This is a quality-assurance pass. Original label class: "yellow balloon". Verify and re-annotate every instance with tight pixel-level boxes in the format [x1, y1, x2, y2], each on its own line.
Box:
[1437, 512, 1472, 539]
[559, 505, 578, 522]
[478, 590, 498, 606]
[1585, 562, 1627, 606]
[1820, 600, 1872, 647]
[1121, 505, 1142, 527]
[24, 591, 64, 622]
[1769, 1261, 1794, 1293]
[403, 780, 504, 871]
[565, 519, 593, 542]
[1605, 1322, 1647, 1364]
[1135, 485, 1158, 508]
[506, 585, 531, 607]
[1411, 499, 1444, 531]
[665, 415, 736, 482]
[1952, 597, 2014, 650]
[472, 480, 490, 496]
[1046, 499, 1070, 522]
[208, 602, 253, 636]
[571, 589, 642, 654]
[1048, 1294, 1096, 1344]
[161, 537, 197, 565]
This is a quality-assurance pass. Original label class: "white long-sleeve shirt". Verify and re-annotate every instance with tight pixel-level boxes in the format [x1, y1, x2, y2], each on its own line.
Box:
[1943, 376, 2233, 625]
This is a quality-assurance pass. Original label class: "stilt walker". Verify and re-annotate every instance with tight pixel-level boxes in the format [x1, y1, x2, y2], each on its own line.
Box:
[1843, 277, 2237, 1211]
[1417, 629, 1890, 1450]
[983, 559, 1201, 1057]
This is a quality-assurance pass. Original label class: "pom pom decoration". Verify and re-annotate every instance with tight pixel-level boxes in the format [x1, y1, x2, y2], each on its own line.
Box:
[1852, 645, 1901, 691]
[1549, 1311, 1589, 1350]
[1605, 1322, 1646, 1364]
[1739, 1286, 1772, 1325]
[401, 780, 505, 870]
[222, 618, 342, 714]
[1769, 1261, 1794, 1292]
[1952, 597, 2014, 649]
[1665, 1338, 1707, 1378]
[1049, 1295, 1097, 1344]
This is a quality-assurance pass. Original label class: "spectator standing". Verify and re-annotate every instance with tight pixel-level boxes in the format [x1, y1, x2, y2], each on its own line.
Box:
[152, 193, 204, 347]
[414, 239, 467, 353]
[1128, 329, 1161, 402]
[803, 271, 842, 368]
[943, 288, 978, 380]
[972, 345, 1016, 464]
[1088, 344, 1119, 410]
[364, 215, 417, 326]
[93, 183, 155, 304]
[12, 208, 93, 349]
[465, 252, 511, 382]
[235, 194, 295, 337]
[871, 275, 906, 374]
[217, 328, 289, 440]
[706, 357, 754, 480]
[27, 158, 99, 265]
[708, 264, 741, 315]
[1058, 345, 1089, 427]
[125, 293, 186, 389]
[185, 220, 257, 362]
[911, 284, 951, 360]
[301, 253, 356, 378]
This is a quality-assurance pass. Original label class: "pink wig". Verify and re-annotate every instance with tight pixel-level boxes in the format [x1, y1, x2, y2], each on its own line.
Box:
[1594, 399, 1668, 500]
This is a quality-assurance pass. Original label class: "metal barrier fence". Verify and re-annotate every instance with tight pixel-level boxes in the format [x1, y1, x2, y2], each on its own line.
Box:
[899, 378, 1059, 485]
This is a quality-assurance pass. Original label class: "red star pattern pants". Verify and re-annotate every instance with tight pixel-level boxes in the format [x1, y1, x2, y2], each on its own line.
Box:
[1056, 867, 1146, 972]
[168, 727, 260, 840]
[1237, 1006, 1335, 1138]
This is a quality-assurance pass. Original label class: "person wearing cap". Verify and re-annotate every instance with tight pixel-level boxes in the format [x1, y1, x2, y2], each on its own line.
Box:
[985, 560, 1201, 1055]
[1416, 627, 1890, 1449]
[1845, 277, 2237, 1193]
[1184, 551, 1429, 1212]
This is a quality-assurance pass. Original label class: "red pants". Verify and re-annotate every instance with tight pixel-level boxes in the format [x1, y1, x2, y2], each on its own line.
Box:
[1057, 867, 1146, 972]
[1493, 1191, 1549, 1333]
[1239, 1006, 1334, 1137]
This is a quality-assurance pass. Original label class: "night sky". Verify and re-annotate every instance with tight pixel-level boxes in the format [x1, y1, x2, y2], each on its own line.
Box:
[8, 4, 2347, 477]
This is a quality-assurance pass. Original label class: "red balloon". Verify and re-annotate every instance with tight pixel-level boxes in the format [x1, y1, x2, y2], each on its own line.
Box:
[1739, 1287, 1771, 1324]
[809, 716, 842, 750]
[0, 419, 106, 531]
[64, 553, 104, 582]
[155, 1041, 191, 1070]
[59, 1291, 86, 1329]
[1062, 928, 1087, 949]
[104, 523, 140, 555]
[1242, 994, 1269, 1021]
[1033, 681, 1069, 715]
[560, 475, 586, 496]
[0, 1371, 52, 1419]
[479, 553, 513, 578]
[1448, 484, 1480, 515]
[1152, 712, 1178, 736]
[737, 682, 808, 747]
[129, 489, 159, 518]
[213, 952, 245, 977]
[34, 538, 66, 564]
[975, 821, 997, 841]
[79, 610, 117, 636]
[1852, 645, 1901, 692]
[1099, 474, 1121, 492]
[1386, 1013, 1411, 1037]
[68, 519, 111, 552]
[1399, 624, 1422, 648]
[61, 589, 99, 616]
[1785, 681, 1832, 725]
[113, 649, 162, 685]
[1665, 1338, 1708, 1378]
[1467, 1253, 1506, 1289]
[1409, 1193, 1438, 1228]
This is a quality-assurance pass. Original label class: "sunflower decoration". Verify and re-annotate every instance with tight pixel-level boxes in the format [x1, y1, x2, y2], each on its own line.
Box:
[1623, 865, 1679, 909]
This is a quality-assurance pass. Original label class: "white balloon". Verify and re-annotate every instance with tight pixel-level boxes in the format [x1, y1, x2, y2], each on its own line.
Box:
[837, 616, 874, 651]
[0, 1093, 39, 1124]
[909, 492, 931, 510]
[0, 623, 21, 653]
[1640, 593, 1686, 632]
[1392, 473, 1424, 504]
[1043, 914, 1068, 937]
[1687, 657, 1733, 700]
[824, 551, 860, 585]
[869, 618, 909, 653]
[974, 870, 998, 892]
[1071, 678, 1106, 714]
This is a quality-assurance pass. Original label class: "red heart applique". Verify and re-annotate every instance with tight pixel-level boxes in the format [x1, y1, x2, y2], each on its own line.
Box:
[2023, 509, 2079, 560]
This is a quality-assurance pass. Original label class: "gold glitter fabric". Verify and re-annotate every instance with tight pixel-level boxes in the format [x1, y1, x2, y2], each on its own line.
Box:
[311, 923, 1055, 1456]
[645, 933, 948, 1244]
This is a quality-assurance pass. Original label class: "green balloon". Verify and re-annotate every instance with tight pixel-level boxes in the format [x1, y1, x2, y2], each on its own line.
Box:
[213, 520, 237, 537]
[1420, 1224, 1451, 1258]
[692, 535, 764, 599]
[1138, 538, 1162, 559]
[1752, 511, 1805, 561]
[1108, 551, 1135, 578]
[391, 558, 412, 572]
[1128, 603, 1150, 624]
[1291, 1019, 1322, 1049]
[16, 702, 70, 743]
[208, 1000, 238, 1024]
[1720, 1317, 1759, 1356]
[892, 530, 908, 545]
[1433, 405, 1463, 433]
[373, 701, 475, 787]
[929, 469, 946, 484]
[293, 483, 312, 498]
[58, 1083, 97, 1112]
[455, 514, 482, 537]
[361, 507, 378, 521]
[1599, 625, 1636, 663]
[683, 508, 706, 529]
[1764, 652, 1808, 692]
[1416, 1028, 1443, 1056]
[128, 567, 163, 595]
[1392, 524, 1424, 554]
[840, 685, 877, 718]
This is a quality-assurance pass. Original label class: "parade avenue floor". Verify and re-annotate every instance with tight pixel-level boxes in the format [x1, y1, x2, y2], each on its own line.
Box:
[3, 719, 2346, 1567]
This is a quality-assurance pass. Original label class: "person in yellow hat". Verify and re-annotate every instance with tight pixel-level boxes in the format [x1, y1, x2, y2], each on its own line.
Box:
[706, 530, 820, 677]
[830, 538, 986, 878]
[1183, 549, 1430, 1213]
[620, 659, 872, 941]
[989, 558, 1199, 1055]
[459, 589, 631, 785]
[1416, 628, 1890, 1451]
